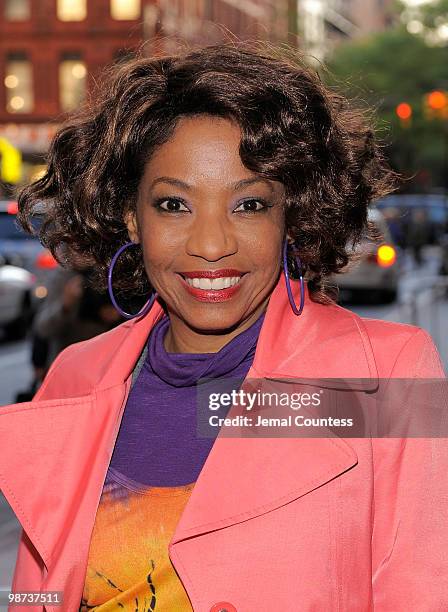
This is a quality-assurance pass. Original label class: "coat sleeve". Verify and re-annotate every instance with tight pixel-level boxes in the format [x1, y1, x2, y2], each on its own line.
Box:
[371, 328, 448, 611]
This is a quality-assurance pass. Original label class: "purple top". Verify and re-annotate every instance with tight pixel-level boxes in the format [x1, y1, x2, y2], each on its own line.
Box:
[109, 311, 265, 487]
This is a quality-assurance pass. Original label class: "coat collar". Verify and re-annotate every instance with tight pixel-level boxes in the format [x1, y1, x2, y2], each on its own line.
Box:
[0, 271, 378, 609]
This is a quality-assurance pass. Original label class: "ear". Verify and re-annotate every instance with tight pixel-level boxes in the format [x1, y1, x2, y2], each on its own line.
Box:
[124, 209, 140, 244]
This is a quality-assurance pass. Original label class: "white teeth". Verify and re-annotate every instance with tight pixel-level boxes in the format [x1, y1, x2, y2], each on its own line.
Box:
[199, 278, 212, 290]
[184, 276, 242, 290]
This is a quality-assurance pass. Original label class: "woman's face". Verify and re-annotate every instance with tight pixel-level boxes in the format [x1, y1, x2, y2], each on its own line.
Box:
[125, 115, 285, 350]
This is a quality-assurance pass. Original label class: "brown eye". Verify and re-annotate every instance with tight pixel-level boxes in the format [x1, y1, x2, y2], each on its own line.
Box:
[233, 199, 269, 213]
[154, 198, 189, 213]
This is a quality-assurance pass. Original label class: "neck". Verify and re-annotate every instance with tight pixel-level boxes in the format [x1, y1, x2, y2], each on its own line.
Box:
[163, 297, 269, 354]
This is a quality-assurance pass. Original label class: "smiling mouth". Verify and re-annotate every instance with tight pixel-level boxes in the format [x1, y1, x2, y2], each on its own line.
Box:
[178, 274, 245, 290]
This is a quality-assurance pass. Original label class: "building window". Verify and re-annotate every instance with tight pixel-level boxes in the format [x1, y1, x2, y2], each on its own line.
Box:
[4, 0, 30, 21]
[59, 56, 87, 111]
[110, 0, 140, 20]
[57, 0, 87, 21]
[4, 55, 33, 113]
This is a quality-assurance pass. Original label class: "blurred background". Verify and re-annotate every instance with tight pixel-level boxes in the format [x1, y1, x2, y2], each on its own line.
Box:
[1, 0, 448, 591]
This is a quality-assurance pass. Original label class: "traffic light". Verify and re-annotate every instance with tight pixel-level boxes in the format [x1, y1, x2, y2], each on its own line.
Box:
[395, 102, 412, 127]
[0, 137, 22, 184]
[424, 90, 448, 119]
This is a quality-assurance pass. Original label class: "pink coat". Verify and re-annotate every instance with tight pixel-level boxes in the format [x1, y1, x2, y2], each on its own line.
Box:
[1, 272, 447, 612]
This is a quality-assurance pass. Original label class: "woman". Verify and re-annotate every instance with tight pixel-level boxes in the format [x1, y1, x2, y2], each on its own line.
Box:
[1, 43, 447, 612]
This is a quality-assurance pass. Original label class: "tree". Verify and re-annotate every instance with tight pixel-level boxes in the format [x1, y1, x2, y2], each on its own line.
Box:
[323, 17, 448, 191]
[404, 0, 448, 44]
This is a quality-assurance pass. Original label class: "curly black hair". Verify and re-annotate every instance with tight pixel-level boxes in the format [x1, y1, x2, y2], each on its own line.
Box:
[17, 40, 397, 303]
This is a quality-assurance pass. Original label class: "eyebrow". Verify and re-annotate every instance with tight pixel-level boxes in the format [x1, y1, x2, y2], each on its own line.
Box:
[149, 176, 274, 193]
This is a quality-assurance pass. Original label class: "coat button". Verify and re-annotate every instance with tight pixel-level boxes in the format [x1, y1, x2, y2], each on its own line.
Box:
[209, 602, 237, 612]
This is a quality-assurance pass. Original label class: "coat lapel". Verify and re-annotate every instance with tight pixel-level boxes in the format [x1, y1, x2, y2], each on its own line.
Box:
[0, 271, 378, 610]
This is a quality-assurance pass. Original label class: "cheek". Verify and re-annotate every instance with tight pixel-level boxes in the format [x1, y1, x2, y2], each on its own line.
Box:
[139, 216, 183, 267]
[241, 221, 284, 268]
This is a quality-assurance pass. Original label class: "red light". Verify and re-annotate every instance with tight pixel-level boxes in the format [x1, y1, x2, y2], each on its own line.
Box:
[396, 103, 412, 120]
[36, 250, 58, 269]
[7, 201, 18, 215]
[427, 90, 447, 110]
[377, 244, 396, 267]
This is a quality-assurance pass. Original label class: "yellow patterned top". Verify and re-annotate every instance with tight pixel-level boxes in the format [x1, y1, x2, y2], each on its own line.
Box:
[79, 468, 194, 611]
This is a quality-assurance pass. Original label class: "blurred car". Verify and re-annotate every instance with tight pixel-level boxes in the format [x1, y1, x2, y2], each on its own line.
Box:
[331, 207, 399, 304]
[0, 199, 58, 305]
[0, 258, 36, 339]
[376, 193, 448, 247]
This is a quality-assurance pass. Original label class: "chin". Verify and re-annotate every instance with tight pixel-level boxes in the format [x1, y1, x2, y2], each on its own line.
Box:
[184, 307, 248, 334]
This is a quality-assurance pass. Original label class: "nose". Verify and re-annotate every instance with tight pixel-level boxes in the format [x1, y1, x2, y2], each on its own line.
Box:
[185, 209, 238, 262]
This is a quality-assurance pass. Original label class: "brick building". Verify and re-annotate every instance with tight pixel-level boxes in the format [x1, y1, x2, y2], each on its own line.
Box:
[0, 0, 287, 186]
[0, 0, 154, 180]
[156, 0, 288, 49]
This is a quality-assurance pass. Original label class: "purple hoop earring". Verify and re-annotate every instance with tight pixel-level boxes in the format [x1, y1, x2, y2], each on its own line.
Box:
[282, 238, 305, 316]
[108, 241, 158, 320]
